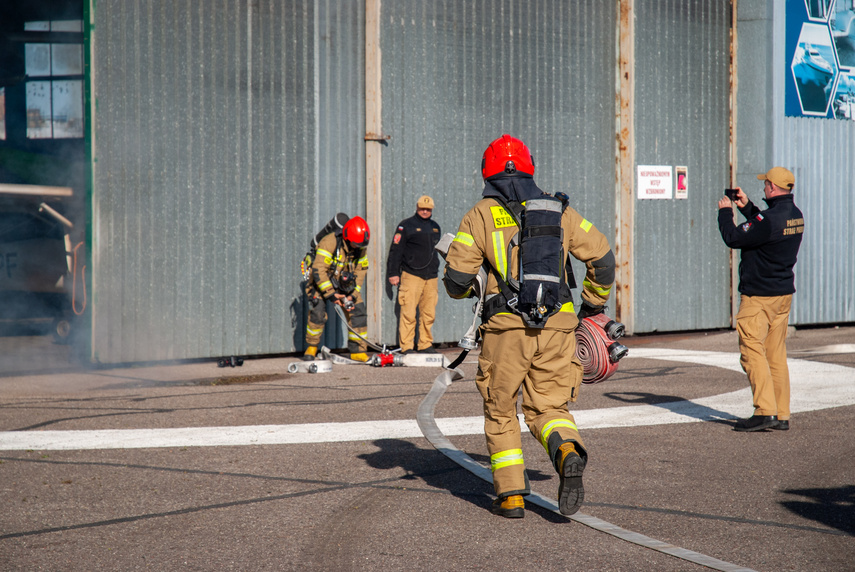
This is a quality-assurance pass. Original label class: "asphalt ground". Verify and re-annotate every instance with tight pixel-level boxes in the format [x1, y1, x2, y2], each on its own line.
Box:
[0, 326, 853, 571]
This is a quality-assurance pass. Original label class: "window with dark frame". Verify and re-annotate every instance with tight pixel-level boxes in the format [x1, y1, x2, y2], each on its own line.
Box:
[24, 19, 84, 139]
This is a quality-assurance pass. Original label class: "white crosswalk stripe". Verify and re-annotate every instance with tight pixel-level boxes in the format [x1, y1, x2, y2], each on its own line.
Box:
[1, 350, 852, 451]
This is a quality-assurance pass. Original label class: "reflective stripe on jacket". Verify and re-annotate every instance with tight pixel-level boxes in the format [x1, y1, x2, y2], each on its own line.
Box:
[310, 232, 368, 304]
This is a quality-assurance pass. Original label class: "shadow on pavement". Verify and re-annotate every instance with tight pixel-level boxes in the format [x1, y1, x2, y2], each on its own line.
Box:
[781, 485, 855, 535]
[359, 438, 567, 522]
[602, 391, 738, 427]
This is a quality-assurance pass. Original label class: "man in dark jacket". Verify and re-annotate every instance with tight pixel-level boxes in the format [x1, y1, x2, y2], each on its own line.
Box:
[387, 196, 441, 354]
[718, 166, 804, 432]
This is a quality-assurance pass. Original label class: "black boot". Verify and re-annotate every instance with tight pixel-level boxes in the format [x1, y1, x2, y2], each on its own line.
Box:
[557, 442, 586, 515]
[733, 415, 777, 432]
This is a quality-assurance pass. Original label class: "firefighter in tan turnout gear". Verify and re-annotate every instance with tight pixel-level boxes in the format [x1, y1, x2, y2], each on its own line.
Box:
[303, 215, 371, 362]
[443, 135, 615, 518]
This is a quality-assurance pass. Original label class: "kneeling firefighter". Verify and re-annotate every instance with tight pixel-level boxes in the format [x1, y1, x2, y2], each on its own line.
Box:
[303, 215, 371, 362]
[443, 135, 616, 518]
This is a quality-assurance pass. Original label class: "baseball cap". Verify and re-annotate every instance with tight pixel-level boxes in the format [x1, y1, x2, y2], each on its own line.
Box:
[417, 195, 435, 209]
[756, 167, 795, 190]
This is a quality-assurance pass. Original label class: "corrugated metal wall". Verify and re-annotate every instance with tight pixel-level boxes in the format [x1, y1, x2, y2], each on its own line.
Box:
[778, 119, 855, 325]
[377, 0, 618, 344]
[734, 1, 855, 327]
[89, 1, 840, 363]
[312, 0, 366, 353]
[633, 0, 732, 332]
[90, 0, 364, 362]
[769, 5, 855, 326]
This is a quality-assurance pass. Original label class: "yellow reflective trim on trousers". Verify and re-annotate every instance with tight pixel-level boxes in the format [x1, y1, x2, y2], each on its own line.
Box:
[580, 219, 593, 233]
[306, 326, 323, 336]
[453, 232, 474, 247]
[583, 278, 612, 296]
[540, 419, 578, 449]
[348, 332, 364, 342]
[490, 449, 525, 472]
[318, 280, 332, 290]
[492, 231, 507, 281]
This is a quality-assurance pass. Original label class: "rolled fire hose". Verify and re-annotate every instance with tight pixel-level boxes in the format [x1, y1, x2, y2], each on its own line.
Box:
[575, 313, 629, 384]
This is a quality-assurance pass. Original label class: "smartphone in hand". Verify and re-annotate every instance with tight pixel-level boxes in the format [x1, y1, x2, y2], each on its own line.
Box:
[724, 188, 739, 201]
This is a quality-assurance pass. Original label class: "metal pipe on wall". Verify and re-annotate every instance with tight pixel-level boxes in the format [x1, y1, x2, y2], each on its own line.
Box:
[617, 0, 635, 334]
[365, 0, 384, 342]
[730, 0, 739, 328]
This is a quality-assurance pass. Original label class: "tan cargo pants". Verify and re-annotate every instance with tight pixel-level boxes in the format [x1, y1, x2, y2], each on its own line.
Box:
[736, 294, 792, 420]
[397, 272, 437, 352]
[476, 326, 585, 498]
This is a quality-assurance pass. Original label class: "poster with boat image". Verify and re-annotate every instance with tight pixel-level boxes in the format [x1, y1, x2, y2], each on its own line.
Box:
[787, 0, 855, 120]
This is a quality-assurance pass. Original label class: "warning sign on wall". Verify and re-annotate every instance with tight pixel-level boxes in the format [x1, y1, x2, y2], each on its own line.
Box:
[675, 166, 688, 199]
[637, 165, 673, 199]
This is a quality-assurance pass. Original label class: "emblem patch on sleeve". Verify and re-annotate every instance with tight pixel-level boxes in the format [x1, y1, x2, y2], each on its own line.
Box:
[740, 222, 753, 232]
[393, 233, 401, 244]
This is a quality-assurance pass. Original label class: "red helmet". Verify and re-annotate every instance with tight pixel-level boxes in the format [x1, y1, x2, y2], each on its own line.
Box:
[481, 134, 535, 179]
[342, 216, 370, 248]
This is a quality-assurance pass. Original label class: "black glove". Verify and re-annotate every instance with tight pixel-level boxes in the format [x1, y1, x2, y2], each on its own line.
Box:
[577, 301, 604, 320]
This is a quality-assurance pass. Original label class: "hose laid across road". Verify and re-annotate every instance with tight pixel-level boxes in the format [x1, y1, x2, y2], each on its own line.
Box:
[417, 368, 757, 572]
[333, 304, 398, 354]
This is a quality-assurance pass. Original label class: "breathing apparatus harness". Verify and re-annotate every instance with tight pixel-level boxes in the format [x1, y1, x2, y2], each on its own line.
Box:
[437, 187, 576, 369]
[440, 187, 627, 380]
[301, 213, 364, 310]
[301, 213, 349, 282]
[480, 192, 574, 329]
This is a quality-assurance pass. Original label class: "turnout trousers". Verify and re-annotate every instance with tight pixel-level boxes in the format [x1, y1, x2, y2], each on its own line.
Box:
[736, 294, 792, 421]
[476, 326, 586, 498]
[305, 284, 368, 353]
[397, 272, 438, 352]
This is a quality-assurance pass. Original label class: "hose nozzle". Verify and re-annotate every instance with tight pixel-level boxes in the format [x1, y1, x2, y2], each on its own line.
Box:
[608, 342, 629, 363]
[586, 312, 625, 340]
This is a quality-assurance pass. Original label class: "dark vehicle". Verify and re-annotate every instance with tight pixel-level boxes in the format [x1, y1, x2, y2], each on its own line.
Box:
[0, 184, 76, 342]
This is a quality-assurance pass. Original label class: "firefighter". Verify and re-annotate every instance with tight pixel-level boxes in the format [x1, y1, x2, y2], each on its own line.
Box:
[443, 135, 615, 518]
[303, 215, 371, 362]
[386, 195, 442, 354]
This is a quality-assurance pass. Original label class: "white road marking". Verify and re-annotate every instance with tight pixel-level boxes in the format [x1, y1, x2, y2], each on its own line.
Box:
[789, 343, 855, 355]
[1, 350, 853, 451]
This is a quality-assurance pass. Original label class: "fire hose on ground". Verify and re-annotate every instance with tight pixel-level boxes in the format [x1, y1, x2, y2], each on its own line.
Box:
[329, 305, 449, 368]
[416, 370, 757, 572]
[287, 359, 333, 374]
[318, 290, 628, 378]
